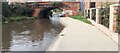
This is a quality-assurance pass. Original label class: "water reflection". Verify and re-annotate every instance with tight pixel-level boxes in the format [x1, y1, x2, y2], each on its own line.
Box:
[2, 17, 64, 51]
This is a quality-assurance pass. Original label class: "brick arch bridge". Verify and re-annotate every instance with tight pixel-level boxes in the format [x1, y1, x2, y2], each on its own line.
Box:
[27, 2, 80, 18]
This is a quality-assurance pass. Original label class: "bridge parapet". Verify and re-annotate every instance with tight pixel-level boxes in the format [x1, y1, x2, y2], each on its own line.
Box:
[30, 2, 80, 17]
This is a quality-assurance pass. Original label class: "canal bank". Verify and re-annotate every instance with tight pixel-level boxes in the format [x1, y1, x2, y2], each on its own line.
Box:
[47, 17, 118, 51]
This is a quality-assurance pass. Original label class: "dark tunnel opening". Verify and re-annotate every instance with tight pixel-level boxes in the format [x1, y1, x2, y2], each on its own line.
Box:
[39, 7, 56, 19]
[38, 7, 63, 19]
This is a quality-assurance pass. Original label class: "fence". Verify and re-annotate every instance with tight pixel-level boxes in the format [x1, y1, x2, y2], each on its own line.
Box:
[84, 4, 120, 44]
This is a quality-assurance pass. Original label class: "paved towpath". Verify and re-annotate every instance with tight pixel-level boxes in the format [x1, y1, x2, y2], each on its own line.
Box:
[48, 17, 118, 51]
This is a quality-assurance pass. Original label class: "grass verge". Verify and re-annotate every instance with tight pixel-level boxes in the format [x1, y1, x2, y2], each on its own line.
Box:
[70, 16, 91, 24]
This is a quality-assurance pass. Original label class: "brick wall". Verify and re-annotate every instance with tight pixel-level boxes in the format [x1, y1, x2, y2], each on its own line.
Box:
[32, 8, 41, 17]
[63, 2, 80, 16]
[32, 2, 80, 17]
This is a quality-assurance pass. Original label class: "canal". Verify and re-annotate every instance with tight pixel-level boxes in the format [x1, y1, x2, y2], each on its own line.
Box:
[2, 15, 64, 51]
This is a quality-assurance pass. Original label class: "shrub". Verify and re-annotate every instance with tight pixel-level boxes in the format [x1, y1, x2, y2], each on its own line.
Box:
[2, 2, 12, 22]
[99, 7, 110, 28]
[92, 9, 96, 21]
[2, 2, 35, 22]
[2, 2, 11, 17]
[11, 3, 34, 17]
[116, 6, 120, 34]
[22, 7, 34, 17]
[11, 3, 24, 16]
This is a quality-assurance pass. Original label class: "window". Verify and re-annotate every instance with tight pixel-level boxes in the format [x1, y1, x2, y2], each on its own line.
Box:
[90, 2, 96, 8]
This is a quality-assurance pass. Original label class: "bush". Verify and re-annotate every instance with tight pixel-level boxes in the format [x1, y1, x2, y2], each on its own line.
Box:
[11, 3, 25, 16]
[2, 2, 12, 22]
[99, 7, 110, 28]
[2, 2, 35, 22]
[116, 6, 120, 34]
[11, 3, 34, 17]
[92, 9, 96, 21]
[23, 7, 34, 17]
[2, 2, 34, 17]
[2, 2, 11, 17]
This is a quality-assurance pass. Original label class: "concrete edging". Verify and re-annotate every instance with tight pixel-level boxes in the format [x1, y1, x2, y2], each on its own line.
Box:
[46, 17, 68, 51]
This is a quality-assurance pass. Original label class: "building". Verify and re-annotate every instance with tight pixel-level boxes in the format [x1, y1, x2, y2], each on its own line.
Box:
[84, 0, 120, 44]
[84, 0, 119, 14]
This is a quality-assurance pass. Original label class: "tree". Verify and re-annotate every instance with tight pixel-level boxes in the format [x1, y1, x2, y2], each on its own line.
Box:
[2, 2, 11, 17]
[10, 3, 34, 17]
[11, 3, 25, 16]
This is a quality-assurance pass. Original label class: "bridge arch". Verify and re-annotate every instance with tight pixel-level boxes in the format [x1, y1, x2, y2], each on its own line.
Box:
[38, 7, 63, 19]
[31, 2, 80, 18]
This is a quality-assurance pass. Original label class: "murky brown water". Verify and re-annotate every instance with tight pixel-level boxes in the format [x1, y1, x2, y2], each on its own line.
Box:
[2, 17, 64, 51]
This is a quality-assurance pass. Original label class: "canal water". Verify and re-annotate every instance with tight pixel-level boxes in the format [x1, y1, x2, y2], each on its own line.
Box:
[2, 16, 64, 51]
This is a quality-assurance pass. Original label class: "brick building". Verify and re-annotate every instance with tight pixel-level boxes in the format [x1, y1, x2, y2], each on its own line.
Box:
[84, 0, 119, 16]
[62, 2, 80, 16]
[84, 0, 120, 44]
